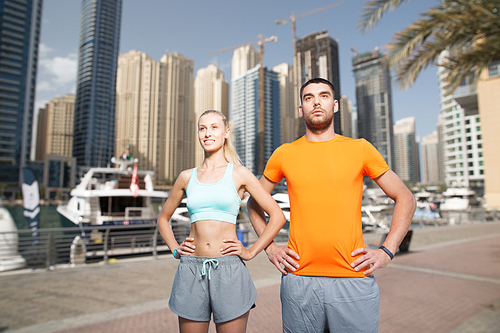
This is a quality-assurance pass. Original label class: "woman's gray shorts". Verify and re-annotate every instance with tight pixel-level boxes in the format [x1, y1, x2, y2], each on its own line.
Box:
[168, 255, 257, 323]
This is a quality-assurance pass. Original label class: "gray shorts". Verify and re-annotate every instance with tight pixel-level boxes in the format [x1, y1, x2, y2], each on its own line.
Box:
[281, 273, 379, 333]
[169, 255, 257, 323]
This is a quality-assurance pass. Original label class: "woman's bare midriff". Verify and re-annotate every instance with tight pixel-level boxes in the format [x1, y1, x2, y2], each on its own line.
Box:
[188, 220, 238, 257]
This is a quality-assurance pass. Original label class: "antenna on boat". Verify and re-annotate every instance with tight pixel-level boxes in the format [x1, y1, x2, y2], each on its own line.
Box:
[111, 157, 137, 171]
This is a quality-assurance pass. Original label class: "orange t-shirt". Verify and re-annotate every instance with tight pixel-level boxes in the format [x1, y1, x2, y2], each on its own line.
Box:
[264, 135, 390, 277]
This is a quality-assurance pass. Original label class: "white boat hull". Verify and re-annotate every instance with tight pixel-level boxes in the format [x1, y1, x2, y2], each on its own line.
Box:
[440, 198, 469, 211]
[0, 207, 26, 271]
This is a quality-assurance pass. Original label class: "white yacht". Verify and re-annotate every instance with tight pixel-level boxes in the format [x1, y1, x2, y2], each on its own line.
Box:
[415, 190, 432, 210]
[271, 192, 291, 223]
[168, 198, 191, 243]
[57, 158, 169, 227]
[361, 206, 391, 232]
[440, 188, 477, 211]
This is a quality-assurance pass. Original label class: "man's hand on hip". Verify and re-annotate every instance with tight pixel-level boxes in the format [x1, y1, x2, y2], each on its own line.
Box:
[350, 247, 392, 275]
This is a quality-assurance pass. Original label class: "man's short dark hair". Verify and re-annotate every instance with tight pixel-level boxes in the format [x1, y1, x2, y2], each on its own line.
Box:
[300, 78, 336, 104]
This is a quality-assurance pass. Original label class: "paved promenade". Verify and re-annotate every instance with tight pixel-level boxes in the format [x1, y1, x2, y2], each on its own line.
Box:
[1, 221, 500, 333]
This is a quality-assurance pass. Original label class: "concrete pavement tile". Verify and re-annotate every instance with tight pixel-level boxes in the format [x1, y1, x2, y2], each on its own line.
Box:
[3, 222, 500, 333]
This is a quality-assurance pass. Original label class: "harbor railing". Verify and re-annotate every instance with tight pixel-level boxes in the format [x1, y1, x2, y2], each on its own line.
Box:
[0, 223, 186, 270]
[411, 207, 498, 227]
[0, 220, 252, 271]
[1, 207, 497, 272]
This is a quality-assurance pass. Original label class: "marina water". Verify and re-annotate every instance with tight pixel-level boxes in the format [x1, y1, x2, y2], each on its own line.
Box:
[5, 205, 61, 230]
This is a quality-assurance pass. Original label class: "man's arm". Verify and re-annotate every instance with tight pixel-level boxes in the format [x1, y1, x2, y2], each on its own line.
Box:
[351, 170, 416, 275]
[247, 176, 299, 274]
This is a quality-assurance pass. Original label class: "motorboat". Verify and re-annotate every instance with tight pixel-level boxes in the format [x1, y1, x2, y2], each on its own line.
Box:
[57, 157, 169, 227]
[413, 190, 441, 219]
[363, 187, 394, 206]
[440, 187, 477, 211]
[361, 206, 390, 232]
[415, 190, 432, 210]
[168, 198, 191, 243]
[271, 192, 291, 224]
[0, 203, 26, 271]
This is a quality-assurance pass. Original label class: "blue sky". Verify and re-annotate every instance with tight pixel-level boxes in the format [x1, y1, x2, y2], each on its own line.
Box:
[36, 0, 442, 140]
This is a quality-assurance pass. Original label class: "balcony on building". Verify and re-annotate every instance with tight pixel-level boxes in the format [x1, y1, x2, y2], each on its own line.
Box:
[453, 74, 478, 115]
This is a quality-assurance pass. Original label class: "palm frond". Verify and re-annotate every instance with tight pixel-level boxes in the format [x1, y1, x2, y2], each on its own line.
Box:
[442, 39, 500, 91]
[357, 0, 411, 34]
[380, 0, 500, 92]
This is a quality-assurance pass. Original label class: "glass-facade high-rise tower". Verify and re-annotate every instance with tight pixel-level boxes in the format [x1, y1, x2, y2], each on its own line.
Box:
[232, 65, 280, 175]
[0, 0, 42, 186]
[273, 63, 296, 143]
[353, 49, 395, 169]
[393, 117, 420, 183]
[422, 130, 441, 184]
[296, 30, 341, 136]
[73, 0, 122, 168]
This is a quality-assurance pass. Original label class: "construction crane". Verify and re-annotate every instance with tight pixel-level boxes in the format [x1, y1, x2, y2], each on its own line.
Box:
[209, 35, 278, 174]
[275, 1, 345, 136]
[208, 35, 277, 56]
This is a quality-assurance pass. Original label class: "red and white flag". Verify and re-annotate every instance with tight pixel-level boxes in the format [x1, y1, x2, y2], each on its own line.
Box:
[130, 163, 139, 197]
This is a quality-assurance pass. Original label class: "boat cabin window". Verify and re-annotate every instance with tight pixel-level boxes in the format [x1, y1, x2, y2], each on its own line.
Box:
[100, 196, 144, 216]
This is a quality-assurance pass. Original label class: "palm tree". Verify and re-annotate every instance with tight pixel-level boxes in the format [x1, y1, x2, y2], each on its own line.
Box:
[358, 0, 500, 92]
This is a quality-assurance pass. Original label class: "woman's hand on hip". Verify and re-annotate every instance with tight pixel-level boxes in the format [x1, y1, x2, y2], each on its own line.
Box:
[220, 238, 253, 260]
[178, 237, 196, 256]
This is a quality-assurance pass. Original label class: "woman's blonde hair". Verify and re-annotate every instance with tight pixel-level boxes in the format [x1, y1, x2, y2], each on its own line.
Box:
[199, 110, 242, 165]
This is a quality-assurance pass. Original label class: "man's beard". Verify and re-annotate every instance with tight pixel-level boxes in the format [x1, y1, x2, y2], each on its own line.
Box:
[304, 109, 333, 133]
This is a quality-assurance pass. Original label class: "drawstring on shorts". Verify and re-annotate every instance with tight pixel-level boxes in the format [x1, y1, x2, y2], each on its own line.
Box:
[201, 259, 219, 280]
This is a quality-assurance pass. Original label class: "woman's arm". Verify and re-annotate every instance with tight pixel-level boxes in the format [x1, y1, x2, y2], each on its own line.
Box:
[157, 169, 194, 258]
[247, 176, 299, 274]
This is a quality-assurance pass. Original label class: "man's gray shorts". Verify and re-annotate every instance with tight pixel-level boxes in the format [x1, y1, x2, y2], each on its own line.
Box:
[281, 273, 379, 333]
[169, 255, 257, 323]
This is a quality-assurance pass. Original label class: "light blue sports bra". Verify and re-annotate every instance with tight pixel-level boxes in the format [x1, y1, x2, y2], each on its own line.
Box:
[186, 163, 241, 224]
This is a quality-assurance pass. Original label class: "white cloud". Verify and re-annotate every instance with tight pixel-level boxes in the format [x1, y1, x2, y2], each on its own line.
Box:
[40, 53, 78, 86]
[35, 50, 78, 115]
[38, 43, 53, 58]
[35, 81, 52, 92]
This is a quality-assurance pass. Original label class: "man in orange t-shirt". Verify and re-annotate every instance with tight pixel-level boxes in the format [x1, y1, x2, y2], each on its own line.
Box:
[248, 78, 416, 332]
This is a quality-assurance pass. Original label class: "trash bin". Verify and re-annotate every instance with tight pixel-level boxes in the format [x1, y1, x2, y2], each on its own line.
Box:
[398, 229, 413, 253]
[236, 228, 249, 247]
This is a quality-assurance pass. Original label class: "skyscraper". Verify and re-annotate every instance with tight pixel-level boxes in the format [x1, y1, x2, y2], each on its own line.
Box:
[351, 104, 358, 139]
[353, 49, 395, 169]
[158, 52, 195, 183]
[0, 0, 42, 186]
[194, 64, 229, 166]
[421, 130, 441, 184]
[232, 65, 280, 175]
[232, 45, 259, 80]
[35, 94, 75, 161]
[115, 50, 195, 185]
[339, 95, 353, 138]
[393, 117, 420, 183]
[272, 63, 296, 143]
[296, 30, 341, 135]
[115, 50, 159, 173]
[437, 51, 484, 194]
[73, 0, 122, 168]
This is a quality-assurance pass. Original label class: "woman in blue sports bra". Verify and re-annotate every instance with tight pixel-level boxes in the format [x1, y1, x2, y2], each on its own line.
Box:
[158, 110, 286, 333]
